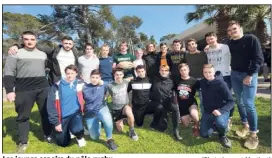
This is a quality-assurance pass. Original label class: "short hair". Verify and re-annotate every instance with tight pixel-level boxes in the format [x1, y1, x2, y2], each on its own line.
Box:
[134, 48, 143, 52]
[113, 68, 124, 75]
[119, 40, 128, 47]
[146, 43, 156, 50]
[205, 32, 217, 38]
[101, 43, 110, 49]
[203, 64, 214, 69]
[178, 63, 189, 70]
[62, 36, 73, 41]
[90, 69, 101, 76]
[21, 31, 37, 37]
[160, 43, 167, 47]
[186, 38, 197, 45]
[64, 64, 78, 73]
[173, 39, 181, 44]
[228, 20, 240, 27]
[160, 65, 170, 71]
[85, 43, 94, 50]
[136, 65, 146, 71]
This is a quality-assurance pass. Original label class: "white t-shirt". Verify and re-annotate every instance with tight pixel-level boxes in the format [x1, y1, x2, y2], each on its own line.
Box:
[206, 44, 231, 76]
[56, 48, 75, 78]
[78, 55, 99, 83]
[133, 59, 144, 77]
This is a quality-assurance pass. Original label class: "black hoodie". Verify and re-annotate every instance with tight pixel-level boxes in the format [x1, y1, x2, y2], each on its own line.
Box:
[143, 52, 158, 79]
[199, 71, 234, 114]
[150, 76, 174, 103]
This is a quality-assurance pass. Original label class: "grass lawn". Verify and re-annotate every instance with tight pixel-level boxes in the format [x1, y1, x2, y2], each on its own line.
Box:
[2, 97, 271, 153]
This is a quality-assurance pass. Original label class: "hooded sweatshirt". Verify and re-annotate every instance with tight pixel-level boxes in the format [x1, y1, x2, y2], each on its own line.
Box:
[143, 52, 158, 79]
[199, 71, 234, 114]
[83, 83, 107, 117]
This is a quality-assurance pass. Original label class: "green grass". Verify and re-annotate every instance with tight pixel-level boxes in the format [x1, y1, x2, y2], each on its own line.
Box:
[2, 97, 271, 153]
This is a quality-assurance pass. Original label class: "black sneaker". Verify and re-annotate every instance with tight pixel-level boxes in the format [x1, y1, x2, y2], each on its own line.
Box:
[17, 143, 28, 153]
[220, 136, 231, 148]
[106, 139, 118, 151]
[44, 135, 53, 144]
[129, 129, 139, 141]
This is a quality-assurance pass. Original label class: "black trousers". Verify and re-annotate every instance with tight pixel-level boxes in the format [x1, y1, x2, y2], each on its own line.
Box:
[132, 100, 164, 127]
[15, 87, 52, 144]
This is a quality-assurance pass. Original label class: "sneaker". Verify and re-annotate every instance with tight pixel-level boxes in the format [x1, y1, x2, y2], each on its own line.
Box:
[17, 143, 28, 153]
[235, 127, 249, 138]
[44, 135, 53, 144]
[227, 119, 233, 131]
[244, 135, 259, 150]
[84, 127, 90, 136]
[129, 129, 139, 141]
[70, 131, 76, 139]
[220, 136, 232, 148]
[106, 139, 118, 151]
[76, 137, 86, 147]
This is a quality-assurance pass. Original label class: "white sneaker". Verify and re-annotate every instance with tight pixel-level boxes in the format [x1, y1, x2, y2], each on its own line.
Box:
[70, 132, 75, 139]
[76, 137, 86, 147]
[84, 127, 90, 136]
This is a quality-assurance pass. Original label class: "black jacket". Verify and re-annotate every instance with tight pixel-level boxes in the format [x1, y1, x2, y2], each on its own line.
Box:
[150, 76, 174, 103]
[143, 52, 159, 79]
[199, 71, 234, 114]
[128, 76, 152, 105]
[156, 52, 172, 72]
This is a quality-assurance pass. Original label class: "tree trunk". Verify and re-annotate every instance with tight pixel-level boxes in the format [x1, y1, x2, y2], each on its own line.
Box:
[216, 8, 230, 43]
[255, 18, 267, 46]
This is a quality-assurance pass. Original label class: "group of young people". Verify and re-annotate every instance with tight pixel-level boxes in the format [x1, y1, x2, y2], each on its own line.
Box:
[4, 20, 264, 153]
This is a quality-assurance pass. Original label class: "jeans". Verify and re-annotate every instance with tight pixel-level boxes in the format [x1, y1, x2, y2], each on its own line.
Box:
[85, 106, 113, 140]
[103, 80, 113, 89]
[54, 112, 84, 147]
[231, 71, 258, 132]
[223, 76, 234, 118]
[200, 111, 230, 138]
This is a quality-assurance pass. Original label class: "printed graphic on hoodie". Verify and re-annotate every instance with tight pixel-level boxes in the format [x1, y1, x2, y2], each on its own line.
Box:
[207, 44, 231, 76]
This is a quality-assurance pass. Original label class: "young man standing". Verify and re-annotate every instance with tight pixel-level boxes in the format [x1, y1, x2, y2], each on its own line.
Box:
[47, 65, 86, 147]
[143, 43, 158, 80]
[4, 31, 53, 153]
[107, 68, 139, 141]
[205, 32, 234, 130]
[83, 69, 118, 151]
[113, 41, 136, 81]
[199, 64, 234, 148]
[170, 39, 187, 81]
[150, 65, 182, 140]
[99, 44, 114, 86]
[78, 43, 99, 83]
[8, 36, 81, 85]
[185, 38, 208, 114]
[157, 43, 172, 71]
[133, 48, 146, 77]
[227, 21, 264, 149]
[175, 63, 199, 137]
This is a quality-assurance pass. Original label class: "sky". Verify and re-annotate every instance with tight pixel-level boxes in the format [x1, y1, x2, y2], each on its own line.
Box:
[3, 5, 271, 44]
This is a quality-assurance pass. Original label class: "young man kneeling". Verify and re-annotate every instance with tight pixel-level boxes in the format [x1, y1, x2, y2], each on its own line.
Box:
[108, 68, 138, 141]
[47, 65, 86, 147]
[83, 69, 118, 151]
[174, 63, 199, 137]
[199, 64, 234, 148]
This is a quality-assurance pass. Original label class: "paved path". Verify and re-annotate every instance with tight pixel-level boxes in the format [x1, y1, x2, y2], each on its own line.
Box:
[2, 77, 271, 105]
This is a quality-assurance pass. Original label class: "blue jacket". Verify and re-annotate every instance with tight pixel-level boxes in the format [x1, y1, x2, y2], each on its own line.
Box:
[47, 79, 84, 126]
[199, 71, 234, 114]
[83, 83, 107, 117]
